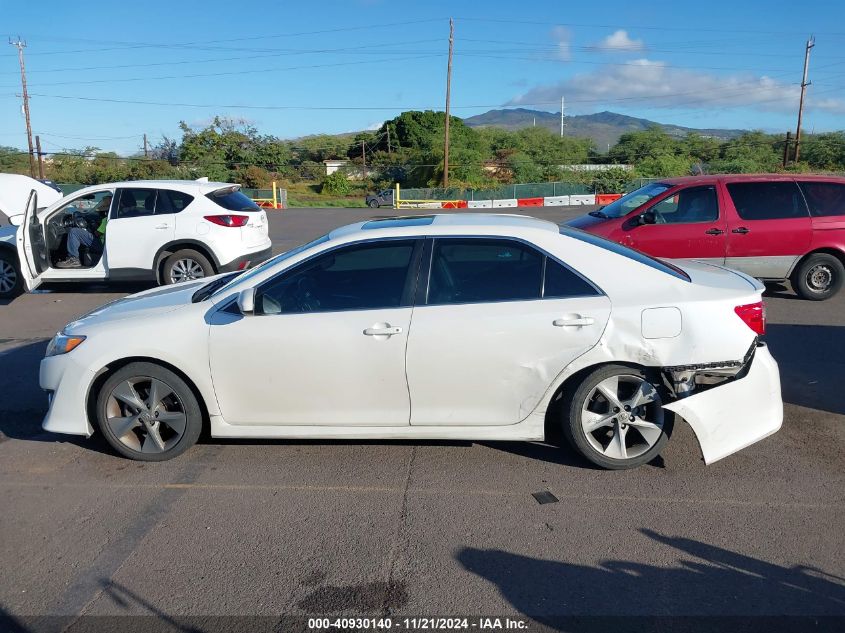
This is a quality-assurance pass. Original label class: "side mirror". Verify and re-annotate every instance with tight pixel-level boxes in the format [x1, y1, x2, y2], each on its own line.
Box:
[639, 210, 656, 225]
[8, 214, 24, 227]
[237, 288, 256, 315]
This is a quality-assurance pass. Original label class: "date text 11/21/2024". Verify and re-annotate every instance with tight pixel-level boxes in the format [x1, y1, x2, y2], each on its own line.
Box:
[307, 617, 529, 630]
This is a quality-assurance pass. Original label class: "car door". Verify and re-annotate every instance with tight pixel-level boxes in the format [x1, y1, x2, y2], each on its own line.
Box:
[207, 238, 422, 426]
[620, 184, 727, 263]
[723, 180, 812, 278]
[405, 237, 611, 426]
[104, 188, 175, 274]
[15, 190, 47, 291]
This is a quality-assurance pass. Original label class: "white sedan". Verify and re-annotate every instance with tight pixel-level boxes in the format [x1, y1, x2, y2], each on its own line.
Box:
[39, 214, 782, 469]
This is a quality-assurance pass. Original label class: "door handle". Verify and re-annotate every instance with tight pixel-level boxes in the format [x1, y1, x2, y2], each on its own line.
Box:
[732, 227, 750, 234]
[704, 228, 724, 235]
[154, 223, 170, 229]
[363, 325, 402, 336]
[553, 316, 595, 327]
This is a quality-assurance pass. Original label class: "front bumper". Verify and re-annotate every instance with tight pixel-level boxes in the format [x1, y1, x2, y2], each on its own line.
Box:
[663, 343, 783, 464]
[219, 246, 273, 273]
[40, 351, 97, 436]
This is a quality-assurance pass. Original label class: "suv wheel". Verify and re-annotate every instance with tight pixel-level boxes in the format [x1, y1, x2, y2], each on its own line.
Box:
[163, 249, 214, 285]
[792, 253, 844, 301]
[96, 362, 203, 461]
[0, 252, 22, 299]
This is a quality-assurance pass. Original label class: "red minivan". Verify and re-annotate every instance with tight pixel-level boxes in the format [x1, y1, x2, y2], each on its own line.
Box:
[567, 174, 845, 300]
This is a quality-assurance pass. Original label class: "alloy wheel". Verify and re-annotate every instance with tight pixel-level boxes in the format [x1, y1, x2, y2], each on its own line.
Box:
[105, 377, 188, 454]
[170, 258, 206, 283]
[0, 259, 16, 293]
[580, 374, 664, 460]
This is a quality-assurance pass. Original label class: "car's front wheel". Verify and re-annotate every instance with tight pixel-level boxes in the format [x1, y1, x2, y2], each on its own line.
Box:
[96, 362, 203, 461]
[163, 249, 214, 285]
[563, 364, 672, 470]
[0, 251, 22, 299]
[368, 199, 379, 208]
[792, 253, 844, 301]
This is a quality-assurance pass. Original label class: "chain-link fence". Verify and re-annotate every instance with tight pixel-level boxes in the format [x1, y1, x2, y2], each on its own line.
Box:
[402, 181, 593, 201]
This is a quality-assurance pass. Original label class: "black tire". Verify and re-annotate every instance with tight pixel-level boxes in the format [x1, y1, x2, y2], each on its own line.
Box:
[162, 249, 214, 285]
[791, 253, 844, 301]
[96, 362, 203, 461]
[368, 199, 379, 208]
[0, 251, 23, 299]
[562, 364, 673, 470]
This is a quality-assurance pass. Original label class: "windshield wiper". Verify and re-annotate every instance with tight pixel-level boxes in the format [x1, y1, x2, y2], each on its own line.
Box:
[191, 273, 239, 303]
[588, 210, 609, 219]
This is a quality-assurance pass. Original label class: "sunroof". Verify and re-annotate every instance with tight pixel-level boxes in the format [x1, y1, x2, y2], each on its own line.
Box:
[361, 216, 435, 230]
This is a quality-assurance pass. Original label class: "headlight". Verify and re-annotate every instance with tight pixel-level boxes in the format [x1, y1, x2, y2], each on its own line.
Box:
[45, 333, 86, 357]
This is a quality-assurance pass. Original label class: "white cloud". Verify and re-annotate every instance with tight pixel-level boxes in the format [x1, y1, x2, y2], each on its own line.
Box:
[550, 26, 572, 61]
[593, 30, 644, 52]
[508, 59, 845, 115]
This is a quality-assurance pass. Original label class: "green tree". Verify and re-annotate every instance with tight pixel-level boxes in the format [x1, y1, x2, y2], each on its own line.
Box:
[321, 171, 351, 196]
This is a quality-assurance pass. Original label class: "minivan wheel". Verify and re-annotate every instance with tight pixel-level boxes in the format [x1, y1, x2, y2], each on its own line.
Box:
[96, 362, 202, 461]
[792, 253, 844, 301]
[163, 249, 214, 285]
[0, 252, 22, 299]
[563, 365, 672, 470]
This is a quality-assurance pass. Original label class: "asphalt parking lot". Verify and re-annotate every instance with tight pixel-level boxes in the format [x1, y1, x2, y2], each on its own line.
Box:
[1, 207, 843, 630]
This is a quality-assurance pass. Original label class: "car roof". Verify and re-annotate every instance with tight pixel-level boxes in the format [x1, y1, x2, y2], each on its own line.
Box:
[328, 213, 560, 240]
[657, 173, 845, 186]
[67, 179, 238, 195]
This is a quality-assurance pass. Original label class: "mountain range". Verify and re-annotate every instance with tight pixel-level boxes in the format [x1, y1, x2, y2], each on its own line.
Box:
[462, 109, 746, 151]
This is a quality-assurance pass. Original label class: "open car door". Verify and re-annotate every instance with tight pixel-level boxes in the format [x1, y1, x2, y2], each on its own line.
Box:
[15, 190, 48, 291]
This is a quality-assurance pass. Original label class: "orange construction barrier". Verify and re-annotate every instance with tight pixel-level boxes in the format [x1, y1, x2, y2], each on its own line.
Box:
[595, 193, 623, 206]
[517, 197, 545, 207]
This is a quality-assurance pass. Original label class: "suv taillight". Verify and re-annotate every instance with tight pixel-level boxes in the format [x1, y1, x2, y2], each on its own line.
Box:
[204, 214, 249, 227]
[734, 301, 765, 335]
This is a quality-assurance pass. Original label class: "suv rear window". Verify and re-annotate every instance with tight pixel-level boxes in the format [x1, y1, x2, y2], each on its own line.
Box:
[206, 187, 260, 211]
[561, 226, 691, 282]
[726, 181, 809, 220]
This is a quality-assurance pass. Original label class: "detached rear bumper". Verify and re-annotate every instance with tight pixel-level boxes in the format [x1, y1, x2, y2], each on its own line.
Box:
[219, 246, 272, 273]
[663, 343, 783, 464]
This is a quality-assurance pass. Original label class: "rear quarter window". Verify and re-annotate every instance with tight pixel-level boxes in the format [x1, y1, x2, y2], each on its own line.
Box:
[798, 181, 845, 218]
[726, 181, 809, 220]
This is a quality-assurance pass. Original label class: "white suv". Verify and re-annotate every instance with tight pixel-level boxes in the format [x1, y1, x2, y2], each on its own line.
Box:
[5, 179, 271, 296]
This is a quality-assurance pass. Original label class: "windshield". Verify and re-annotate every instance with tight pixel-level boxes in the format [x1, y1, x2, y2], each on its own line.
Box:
[210, 233, 331, 298]
[599, 182, 672, 218]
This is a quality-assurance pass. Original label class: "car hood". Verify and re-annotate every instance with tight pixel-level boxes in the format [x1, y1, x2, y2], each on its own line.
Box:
[565, 214, 612, 231]
[64, 279, 211, 332]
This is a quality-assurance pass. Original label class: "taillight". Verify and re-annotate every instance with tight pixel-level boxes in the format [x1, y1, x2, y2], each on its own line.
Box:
[204, 214, 249, 227]
[734, 301, 765, 335]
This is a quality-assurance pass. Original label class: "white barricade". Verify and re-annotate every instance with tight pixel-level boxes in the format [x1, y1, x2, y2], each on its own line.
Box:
[543, 196, 570, 206]
[492, 198, 518, 208]
[467, 200, 493, 208]
[569, 194, 597, 205]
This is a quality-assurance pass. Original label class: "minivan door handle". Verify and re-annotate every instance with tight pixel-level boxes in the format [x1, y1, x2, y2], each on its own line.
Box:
[553, 316, 595, 327]
[704, 228, 724, 235]
[732, 227, 750, 234]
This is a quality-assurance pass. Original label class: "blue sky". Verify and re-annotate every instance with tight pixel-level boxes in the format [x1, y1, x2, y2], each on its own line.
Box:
[2, 0, 844, 155]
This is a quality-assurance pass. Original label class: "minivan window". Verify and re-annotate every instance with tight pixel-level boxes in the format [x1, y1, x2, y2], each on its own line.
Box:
[599, 182, 672, 218]
[649, 185, 719, 224]
[258, 240, 417, 314]
[427, 239, 543, 305]
[207, 188, 260, 212]
[798, 181, 845, 218]
[726, 181, 809, 220]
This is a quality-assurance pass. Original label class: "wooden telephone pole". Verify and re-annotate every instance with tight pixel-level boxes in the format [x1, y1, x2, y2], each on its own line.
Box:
[35, 135, 45, 178]
[442, 18, 454, 188]
[794, 36, 814, 163]
[10, 37, 36, 178]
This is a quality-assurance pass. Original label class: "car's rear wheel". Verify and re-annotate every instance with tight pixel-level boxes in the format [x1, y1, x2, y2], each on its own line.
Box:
[563, 365, 672, 470]
[792, 253, 844, 301]
[96, 362, 203, 461]
[368, 199, 379, 208]
[0, 252, 22, 299]
[163, 249, 214, 285]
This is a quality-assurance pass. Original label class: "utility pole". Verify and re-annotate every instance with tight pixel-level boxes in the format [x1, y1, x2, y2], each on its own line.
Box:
[35, 135, 45, 179]
[10, 37, 35, 178]
[794, 35, 814, 163]
[782, 131, 792, 168]
[386, 125, 392, 154]
[361, 140, 366, 167]
[143, 133, 149, 158]
[560, 96, 565, 138]
[443, 17, 454, 188]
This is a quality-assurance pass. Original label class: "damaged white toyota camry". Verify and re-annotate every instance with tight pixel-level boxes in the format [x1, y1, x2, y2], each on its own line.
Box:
[39, 214, 782, 469]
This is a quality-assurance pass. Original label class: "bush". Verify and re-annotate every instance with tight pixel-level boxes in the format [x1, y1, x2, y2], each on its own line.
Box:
[321, 171, 352, 196]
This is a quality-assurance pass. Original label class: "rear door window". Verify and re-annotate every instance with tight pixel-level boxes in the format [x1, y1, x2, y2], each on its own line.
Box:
[726, 181, 809, 220]
[427, 239, 543, 305]
[156, 189, 194, 214]
[798, 182, 845, 218]
[544, 258, 600, 298]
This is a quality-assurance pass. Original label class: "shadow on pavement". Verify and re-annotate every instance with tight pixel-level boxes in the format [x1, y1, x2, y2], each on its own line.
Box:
[765, 324, 845, 415]
[457, 528, 845, 628]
